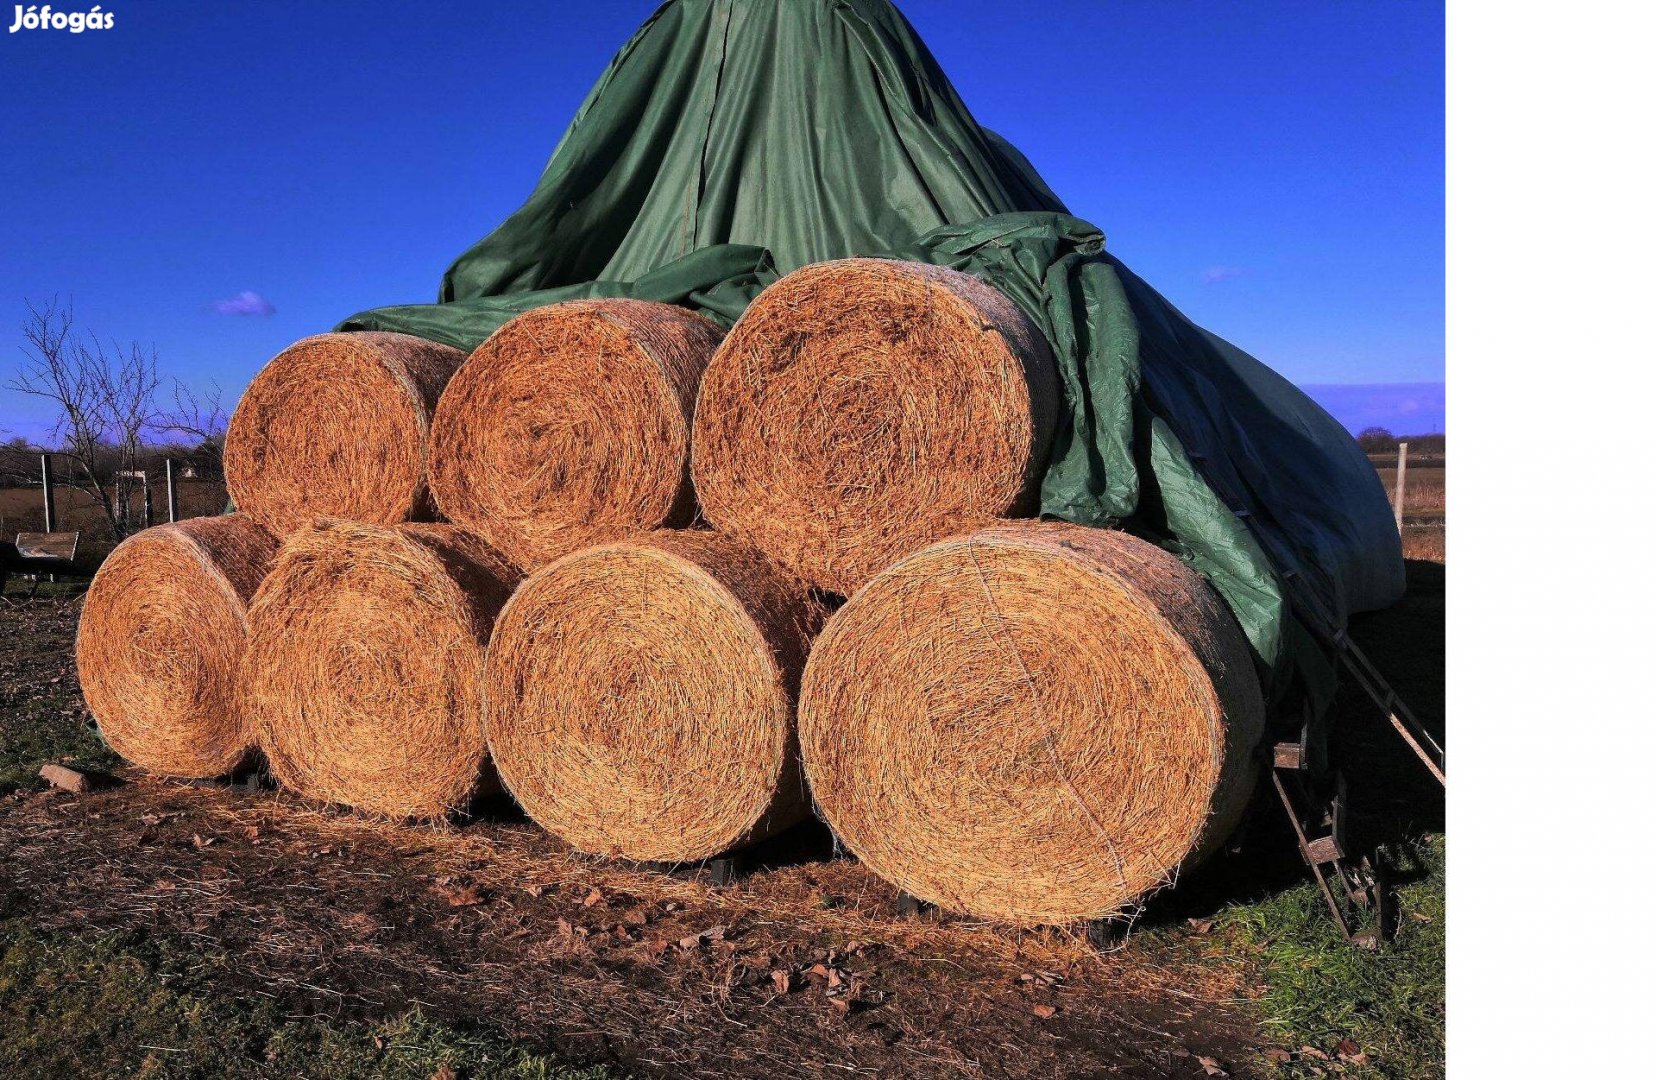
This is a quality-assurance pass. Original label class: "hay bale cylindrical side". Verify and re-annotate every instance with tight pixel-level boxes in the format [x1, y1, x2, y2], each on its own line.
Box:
[692, 259, 1059, 594]
[429, 300, 724, 569]
[798, 522, 1265, 926]
[243, 519, 520, 818]
[224, 332, 466, 536]
[486, 531, 816, 861]
[76, 514, 278, 778]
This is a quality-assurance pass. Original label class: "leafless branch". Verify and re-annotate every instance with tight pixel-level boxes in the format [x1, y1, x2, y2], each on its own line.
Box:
[158, 378, 229, 476]
[6, 298, 168, 540]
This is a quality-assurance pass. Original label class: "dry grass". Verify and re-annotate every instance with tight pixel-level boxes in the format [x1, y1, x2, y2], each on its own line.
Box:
[243, 519, 521, 819]
[486, 531, 818, 862]
[799, 522, 1264, 926]
[1374, 466, 1445, 519]
[429, 301, 724, 571]
[74, 514, 277, 778]
[692, 260, 1059, 595]
[1370, 459, 1445, 561]
[1402, 524, 1445, 562]
[224, 332, 466, 536]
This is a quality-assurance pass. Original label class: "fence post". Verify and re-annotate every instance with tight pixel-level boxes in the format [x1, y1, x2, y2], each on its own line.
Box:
[40, 453, 57, 532]
[1393, 441, 1409, 535]
[166, 459, 179, 523]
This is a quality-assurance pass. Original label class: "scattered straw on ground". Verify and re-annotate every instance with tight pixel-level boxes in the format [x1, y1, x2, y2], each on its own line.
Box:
[0, 777, 1260, 1079]
[692, 259, 1059, 594]
[799, 522, 1265, 926]
[243, 519, 520, 818]
[75, 514, 278, 778]
[487, 531, 817, 861]
[224, 332, 466, 536]
[429, 301, 724, 570]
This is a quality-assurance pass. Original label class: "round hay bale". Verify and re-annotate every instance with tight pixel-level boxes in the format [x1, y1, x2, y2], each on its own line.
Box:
[224, 332, 466, 536]
[798, 522, 1265, 925]
[243, 519, 520, 818]
[692, 259, 1059, 594]
[429, 300, 724, 569]
[76, 514, 278, 778]
[485, 531, 815, 861]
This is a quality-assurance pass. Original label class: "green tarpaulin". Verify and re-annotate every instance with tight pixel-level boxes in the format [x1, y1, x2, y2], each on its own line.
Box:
[339, 0, 1404, 721]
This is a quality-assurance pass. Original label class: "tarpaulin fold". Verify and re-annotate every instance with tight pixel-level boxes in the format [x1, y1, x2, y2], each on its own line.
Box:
[338, 0, 1404, 715]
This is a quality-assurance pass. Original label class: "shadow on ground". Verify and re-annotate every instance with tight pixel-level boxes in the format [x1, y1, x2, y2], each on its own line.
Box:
[1142, 558, 1445, 923]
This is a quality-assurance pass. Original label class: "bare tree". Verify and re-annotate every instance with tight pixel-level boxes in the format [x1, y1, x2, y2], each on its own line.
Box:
[5, 298, 165, 541]
[160, 378, 229, 479]
[1355, 426, 1398, 454]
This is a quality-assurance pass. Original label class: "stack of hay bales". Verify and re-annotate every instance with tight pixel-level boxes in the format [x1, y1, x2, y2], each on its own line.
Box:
[77, 268, 1263, 926]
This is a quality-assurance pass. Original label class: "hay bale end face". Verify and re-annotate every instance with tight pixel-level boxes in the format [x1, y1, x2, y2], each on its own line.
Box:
[798, 522, 1265, 925]
[486, 531, 815, 861]
[430, 300, 724, 569]
[224, 332, 466, 536]
[76, 514, 278, 778]
[692, 259, 1059, 594]
[243, 519, 520, 819]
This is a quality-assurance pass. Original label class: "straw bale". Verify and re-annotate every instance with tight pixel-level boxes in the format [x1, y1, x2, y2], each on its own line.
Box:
[76, 514, 278, 777]
[797, 521, 1264, 925]
[429, 300, 723, 569]
[486, 531, 815, 860]
[224, 332, 465, 535]
[244, 519, 519, 818]
[692, 259, 1058, 593]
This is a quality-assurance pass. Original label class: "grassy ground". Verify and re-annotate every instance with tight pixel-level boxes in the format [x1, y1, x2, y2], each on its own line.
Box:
[3, 601, 594, 1079]
[0, 920, 619, 1080]
[0, 697, 116, 795]
[1220, 836, 1446, 1078]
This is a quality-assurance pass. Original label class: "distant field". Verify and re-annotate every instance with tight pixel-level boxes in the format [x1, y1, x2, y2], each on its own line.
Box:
[0, 481, 228, 569]
[1375, 466, 1445, 517]
[1368, 451, 1446, 562]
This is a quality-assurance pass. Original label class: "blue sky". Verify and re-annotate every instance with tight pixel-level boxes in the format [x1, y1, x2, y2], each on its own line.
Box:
[0, 0, 1444, 439]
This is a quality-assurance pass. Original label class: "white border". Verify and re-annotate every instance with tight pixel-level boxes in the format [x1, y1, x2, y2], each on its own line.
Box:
[1450, 0, 1656, 1074]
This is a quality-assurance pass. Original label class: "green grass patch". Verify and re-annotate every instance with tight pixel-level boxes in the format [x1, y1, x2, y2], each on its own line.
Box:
[1222, 836, 1445, 1078]
[0, 694, 120, 795]
[0, 920, 621, 1079]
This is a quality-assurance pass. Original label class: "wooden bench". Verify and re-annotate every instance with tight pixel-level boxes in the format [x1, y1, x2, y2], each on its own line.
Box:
[0, 531, 84, 597]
